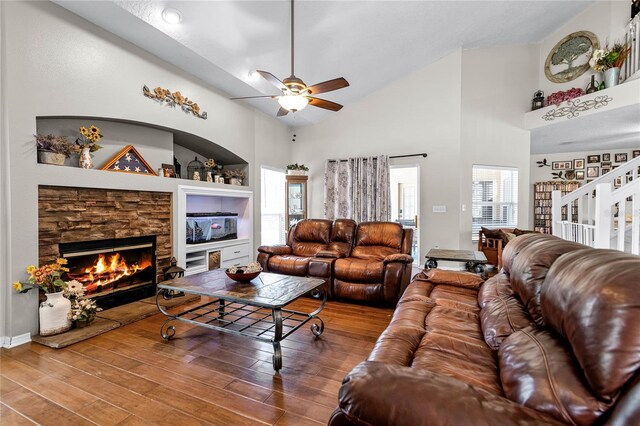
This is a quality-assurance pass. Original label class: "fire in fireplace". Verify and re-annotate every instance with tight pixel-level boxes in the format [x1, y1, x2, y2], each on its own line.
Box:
[59, 236, 157, 310]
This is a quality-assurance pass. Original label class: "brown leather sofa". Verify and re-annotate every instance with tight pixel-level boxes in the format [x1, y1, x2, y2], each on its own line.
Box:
[257, 219, 413, 302]
[330, 233, 640, 426]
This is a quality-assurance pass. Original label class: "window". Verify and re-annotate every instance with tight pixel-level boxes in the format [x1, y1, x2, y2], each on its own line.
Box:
[261, 167, 286, 246]
[472, 165, 518, 242]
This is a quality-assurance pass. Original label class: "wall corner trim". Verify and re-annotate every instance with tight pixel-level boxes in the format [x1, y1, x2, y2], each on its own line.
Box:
[1, 333, 32, 348]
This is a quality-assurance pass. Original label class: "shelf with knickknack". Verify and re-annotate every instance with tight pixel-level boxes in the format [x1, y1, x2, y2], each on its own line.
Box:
[533, 181, 581, 234]
[34, 116, 250, 187]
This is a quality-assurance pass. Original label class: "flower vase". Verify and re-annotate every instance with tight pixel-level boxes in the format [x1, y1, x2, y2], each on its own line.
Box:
[39, 291, 71, 336]
[79, 147, 93, 169]
[604, 67, 620, 89]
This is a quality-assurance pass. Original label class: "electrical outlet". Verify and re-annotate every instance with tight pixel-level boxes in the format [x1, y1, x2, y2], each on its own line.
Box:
[432, 205, 447, 213]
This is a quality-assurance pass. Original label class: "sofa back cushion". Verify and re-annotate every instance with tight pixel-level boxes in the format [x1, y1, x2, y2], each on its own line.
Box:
[351, 222, 403, 261]
[328, 219, 357, 256]
[501, 233, 551, 275]
[510, 237, 586, 325]
[499, 326, 611, 425]
[291, 219, 332, 257]
[541, 249, 640, 401]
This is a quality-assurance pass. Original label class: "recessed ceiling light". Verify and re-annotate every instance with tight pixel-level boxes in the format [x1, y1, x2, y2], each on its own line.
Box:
[248, 70, 260, 80]
[162, 8, 183, 24]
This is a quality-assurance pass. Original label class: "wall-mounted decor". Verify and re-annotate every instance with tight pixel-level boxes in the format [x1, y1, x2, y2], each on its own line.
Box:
[552, 161, 572, 170]
[587, 155, 601, 163]
[100, 145, 157, 176]
[573, 159, 585, 169]
[633, 150, 640, 158]
[545, 31, 599, 83]
[143, 85, 207, 120]
[615, 153, 628, 163]
[587, 166, 600, 178]
[601, 161, 612, 168]
[536, 158, 551, 168]
[161, 163, 176, 178]
[576, 171, 585, 180]
[603, 153, 611, 161]
[541, 95, 613, 121]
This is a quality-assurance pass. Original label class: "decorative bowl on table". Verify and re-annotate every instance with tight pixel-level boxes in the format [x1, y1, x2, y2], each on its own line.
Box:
[225, 262, 262, 283]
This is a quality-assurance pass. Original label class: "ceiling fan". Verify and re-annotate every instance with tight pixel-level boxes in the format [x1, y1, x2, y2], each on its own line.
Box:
[231, 0, 349, 116]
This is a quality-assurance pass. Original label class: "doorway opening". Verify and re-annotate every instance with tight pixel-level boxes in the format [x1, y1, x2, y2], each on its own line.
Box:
[390, 165, 420, 264]
[260, 166, 286, 246]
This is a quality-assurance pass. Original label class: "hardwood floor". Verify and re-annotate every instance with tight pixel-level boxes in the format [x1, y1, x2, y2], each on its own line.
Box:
[0, 298, 393, 425]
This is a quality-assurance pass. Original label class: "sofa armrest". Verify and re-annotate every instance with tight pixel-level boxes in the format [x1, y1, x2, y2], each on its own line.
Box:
[336, 361, 562, 426]
[383, 253, 413, 264]
[316, 250, 346, 259]
[257, 245, 291, 255]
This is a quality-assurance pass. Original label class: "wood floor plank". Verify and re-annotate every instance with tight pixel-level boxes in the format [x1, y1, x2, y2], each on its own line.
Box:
[0, 300, 393, 425]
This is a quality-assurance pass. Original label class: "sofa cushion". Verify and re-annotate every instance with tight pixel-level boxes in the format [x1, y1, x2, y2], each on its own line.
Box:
[333, 279, 384, 302]
[429, 285, 479, 312]
[480, 295, 533, 350]
[328, 219, 357, 257]
[513, 228, 537, 236]
[267, 255, 310, 276]
[290, 219, 332, 257]
[334, 258, 384, 282]
[355, 222, 404, 249]
[425, 305, 484, 342]
[510, 238, 586, 325]
[501, 233, 553, 275]
[499, 327, 611, 425]
[541, 249, 640, 401]
[478, 273, 514, 308]
[424, 268, 484, 289]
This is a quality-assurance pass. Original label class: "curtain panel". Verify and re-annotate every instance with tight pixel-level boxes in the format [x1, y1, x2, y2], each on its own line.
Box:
[324, 155, 390, 222]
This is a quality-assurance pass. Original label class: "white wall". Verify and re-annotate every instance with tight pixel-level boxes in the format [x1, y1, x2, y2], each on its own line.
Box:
[293, 50, 463, 258]
[537, 1, 630, 96]
[459, 45, 538, 248]
[2, 1, 290, 341]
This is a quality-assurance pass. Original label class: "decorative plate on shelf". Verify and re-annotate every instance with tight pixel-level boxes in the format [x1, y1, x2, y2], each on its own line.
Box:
[544, 31, 599, 83]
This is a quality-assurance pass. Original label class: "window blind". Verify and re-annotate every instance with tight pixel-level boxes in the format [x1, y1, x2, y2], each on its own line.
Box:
[471, 165, 518, 242]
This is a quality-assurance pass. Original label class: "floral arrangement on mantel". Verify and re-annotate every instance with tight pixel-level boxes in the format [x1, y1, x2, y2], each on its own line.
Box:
[546, 88, 585, 107]
[13, 258, 69, 294]
[76, 125, 103, 152]
[589, 42, 631, 72]
[35, 134, 76, 157]
[286, 163, 309, 175]
[143, 85, 208, 119]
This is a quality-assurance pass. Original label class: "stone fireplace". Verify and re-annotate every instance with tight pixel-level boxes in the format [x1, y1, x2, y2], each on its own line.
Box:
[38, 186, 172, 309]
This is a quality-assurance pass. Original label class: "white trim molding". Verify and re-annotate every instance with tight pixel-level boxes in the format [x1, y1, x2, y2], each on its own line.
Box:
[1, 333, 31, 348]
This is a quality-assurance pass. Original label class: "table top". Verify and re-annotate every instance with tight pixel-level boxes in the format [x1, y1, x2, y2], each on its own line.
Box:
[425, 248, 488, 263]
[158, 269, 325, 308]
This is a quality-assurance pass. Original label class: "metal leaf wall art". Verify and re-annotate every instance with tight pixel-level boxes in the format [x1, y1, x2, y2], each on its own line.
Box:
[143, 85, 207, 119]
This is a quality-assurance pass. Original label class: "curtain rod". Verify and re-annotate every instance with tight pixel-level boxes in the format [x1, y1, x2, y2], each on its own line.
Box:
[327, 153, 428, 163]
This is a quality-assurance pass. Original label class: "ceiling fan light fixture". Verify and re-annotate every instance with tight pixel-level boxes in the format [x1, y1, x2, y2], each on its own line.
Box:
[162, 8, 183, 24]
[278, 94, 309, 112]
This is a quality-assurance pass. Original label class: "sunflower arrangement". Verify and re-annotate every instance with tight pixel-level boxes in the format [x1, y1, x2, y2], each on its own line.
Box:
[76, 125, 104, 152]
[204, 158, 216, 169]
[13, 258, 69, 294]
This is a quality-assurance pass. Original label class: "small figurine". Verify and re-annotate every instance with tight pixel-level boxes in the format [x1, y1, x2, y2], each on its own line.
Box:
[192, 171, 200, 181]
[206, 171, 213, 182]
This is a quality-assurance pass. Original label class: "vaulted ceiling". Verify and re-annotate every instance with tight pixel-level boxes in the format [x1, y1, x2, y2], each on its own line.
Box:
[55, 0, 594, 127]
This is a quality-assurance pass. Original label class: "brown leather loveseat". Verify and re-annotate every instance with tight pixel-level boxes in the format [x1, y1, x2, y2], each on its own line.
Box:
[257, 219, 413, 302]
[330, 233, 640, 425]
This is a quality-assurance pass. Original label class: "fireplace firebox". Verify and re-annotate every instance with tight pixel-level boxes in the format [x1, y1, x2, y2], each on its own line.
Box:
[59, 236, 157, 310]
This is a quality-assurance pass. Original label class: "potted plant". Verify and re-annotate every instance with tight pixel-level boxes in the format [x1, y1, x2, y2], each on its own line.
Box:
[286, 163, 309, 175]
[69, 297, 102, 328]
[35, 134, 75, 166]
[589, 42, 631, 88]
[13, 258, 72, 336]
[75, 125, 103, 169]
[223, 169, 246, 185]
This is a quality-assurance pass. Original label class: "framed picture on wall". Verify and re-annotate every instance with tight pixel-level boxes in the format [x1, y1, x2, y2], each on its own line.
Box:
[587, 166, 599, 178]
[575, 170, 585, 180]
[602, 153, 611, 161]
[615, 153, 628, 163]
[601, 161, 611, 168]
[573, 159, 585, 169]
[601, 167, 611, 175]
[614, 176, 622, 187]
[552, 161, 572, 170]
[587, 155, 601, 163]
[633, 150, 640, 158]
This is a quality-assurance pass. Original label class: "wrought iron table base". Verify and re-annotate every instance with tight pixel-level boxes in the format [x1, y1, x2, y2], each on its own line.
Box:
[156, 287, 326, 372]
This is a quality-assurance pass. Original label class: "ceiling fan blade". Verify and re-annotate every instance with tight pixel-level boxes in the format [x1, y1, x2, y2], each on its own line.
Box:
[277, 107, 289, 117]
[256, 70, 287, 91]
[306, 77, 349, 95]
[230, 95, 277, 100]
[307, 97, 343, 112]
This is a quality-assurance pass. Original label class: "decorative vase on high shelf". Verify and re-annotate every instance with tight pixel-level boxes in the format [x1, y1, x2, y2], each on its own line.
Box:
[79, 147, 93, 169]
[39, 291, 72, 336]
[38, 151, 67, 166]
[603, 67, 620, 88]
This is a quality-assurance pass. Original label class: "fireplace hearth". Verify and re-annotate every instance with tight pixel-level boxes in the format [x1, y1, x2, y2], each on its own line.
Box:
[59, 236, 157, 310]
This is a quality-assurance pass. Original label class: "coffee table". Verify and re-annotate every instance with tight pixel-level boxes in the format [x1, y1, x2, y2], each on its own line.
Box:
[156, 269, 326, 372]
[424, 248, 488, 274]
